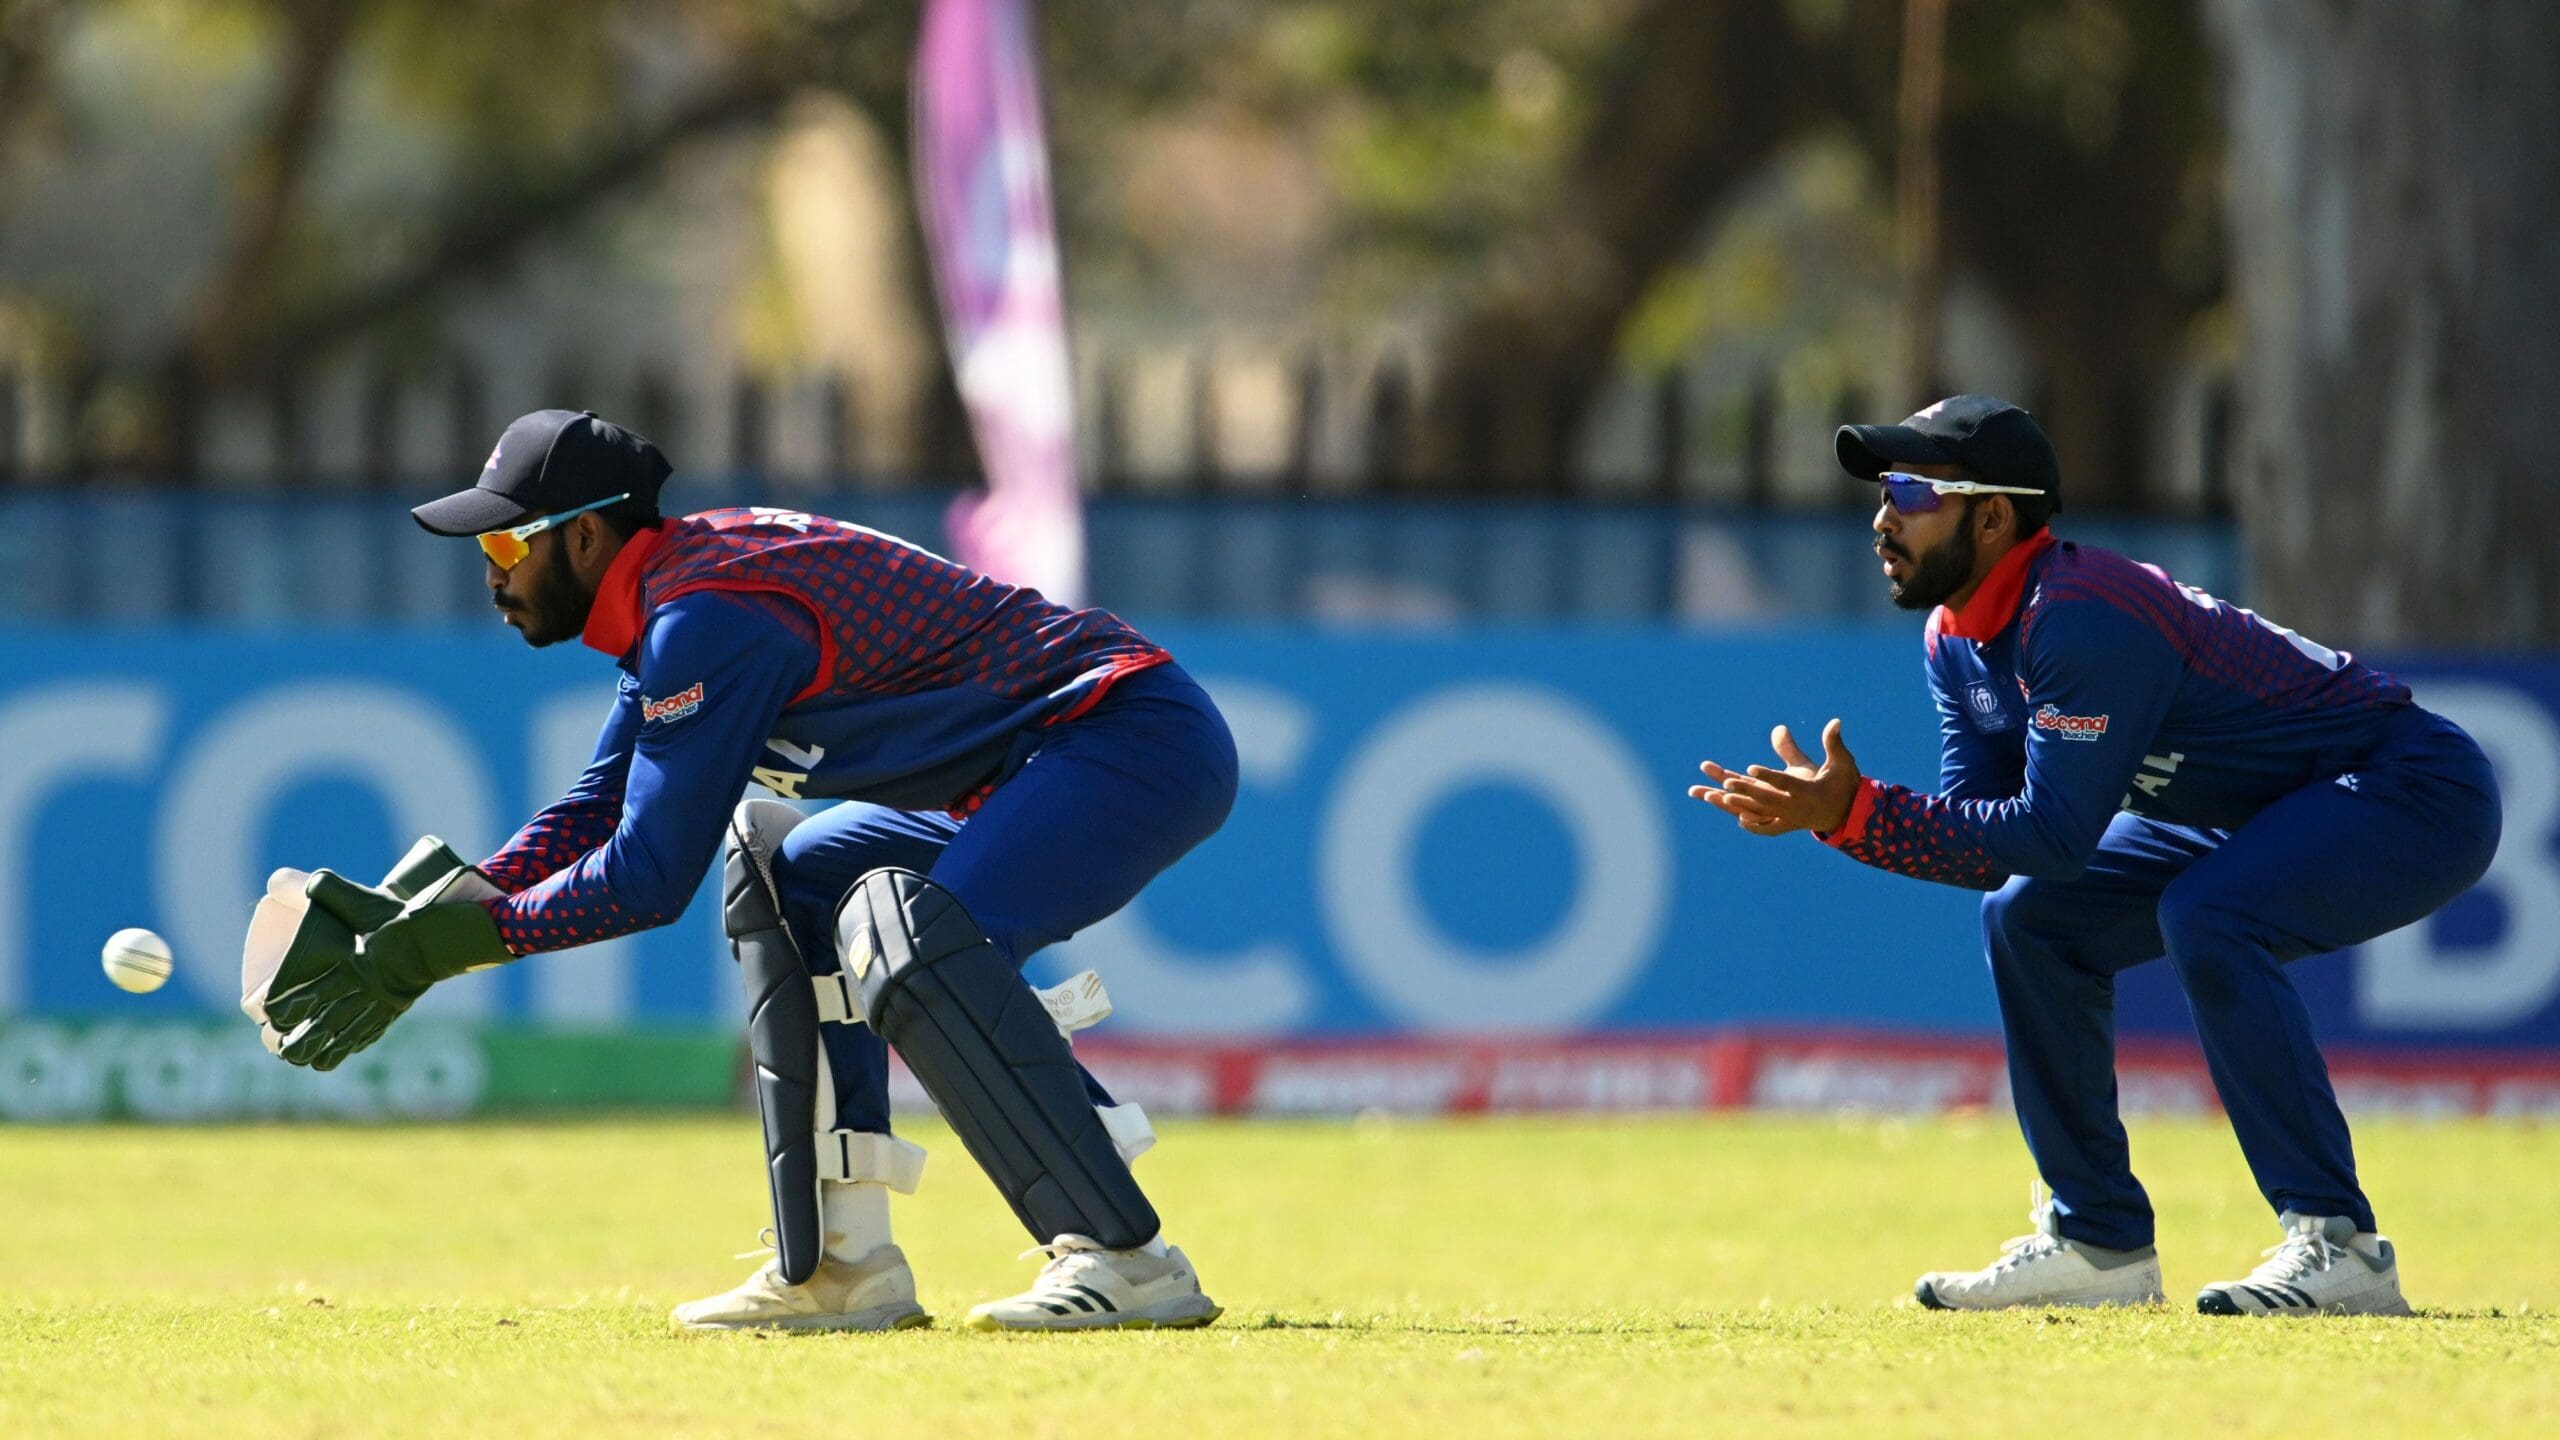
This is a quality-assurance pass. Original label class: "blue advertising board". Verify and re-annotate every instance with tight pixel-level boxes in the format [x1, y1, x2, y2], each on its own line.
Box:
[0, 628, 2551, 1051]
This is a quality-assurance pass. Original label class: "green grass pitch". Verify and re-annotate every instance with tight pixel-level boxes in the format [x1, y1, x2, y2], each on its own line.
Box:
[4, 1114, 2556, 1437]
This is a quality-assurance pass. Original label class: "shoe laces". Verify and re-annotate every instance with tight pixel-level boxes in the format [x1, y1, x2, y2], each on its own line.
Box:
[1990, 1180, 2068, 1272]
[1991, 1230, 2069, 1273]
[2250, 1226, 2344, 1284]
[734, 1227, 781, 1263]
[1018, 1235, 1110, 1286]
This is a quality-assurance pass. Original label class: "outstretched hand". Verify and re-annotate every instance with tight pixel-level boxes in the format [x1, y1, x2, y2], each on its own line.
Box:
[1688, 719, 1863, 837]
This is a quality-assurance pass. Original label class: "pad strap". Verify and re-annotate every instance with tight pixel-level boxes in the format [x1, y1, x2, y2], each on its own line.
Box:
[1099, 1102, 1155, 1165]
[816, 968, 1112, 1038]
[1040, 971, 1114, 1037]
[814, 1130, 927, 1192]
[813, 972, 860, 1025]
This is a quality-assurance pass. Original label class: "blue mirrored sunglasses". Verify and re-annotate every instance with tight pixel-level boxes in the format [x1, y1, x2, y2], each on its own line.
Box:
[1878, 471, 2047, 515]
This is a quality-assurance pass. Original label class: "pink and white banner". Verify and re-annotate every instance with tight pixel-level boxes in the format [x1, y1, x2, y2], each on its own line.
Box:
[913, 0, 1086, 604]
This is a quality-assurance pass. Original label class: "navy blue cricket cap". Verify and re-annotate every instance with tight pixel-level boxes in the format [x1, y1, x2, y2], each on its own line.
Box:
[411, 409, 671, 536]
[1835, 394, 2061, 510]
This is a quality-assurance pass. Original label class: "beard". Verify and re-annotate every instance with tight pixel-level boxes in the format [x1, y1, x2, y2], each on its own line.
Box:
[497, 559, 596, 647]
[1883, 506, 1979, 612]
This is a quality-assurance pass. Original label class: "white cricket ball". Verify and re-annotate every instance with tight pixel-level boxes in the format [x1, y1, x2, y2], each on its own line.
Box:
[102, 927, 174, 994]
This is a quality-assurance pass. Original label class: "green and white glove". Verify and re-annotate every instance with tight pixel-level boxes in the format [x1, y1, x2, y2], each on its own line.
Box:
[265, 869, 514, 1071]
[241, 836, 508, 1070]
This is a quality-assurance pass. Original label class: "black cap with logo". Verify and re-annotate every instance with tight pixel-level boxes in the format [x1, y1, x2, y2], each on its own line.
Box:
[411, 409, 671, 536]
[1834, 394, 2061, 510]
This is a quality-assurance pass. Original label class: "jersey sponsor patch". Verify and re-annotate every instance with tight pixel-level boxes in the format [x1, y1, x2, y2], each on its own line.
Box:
[1965, 682, 2016, 732]
[2031, 704, 2109, 741]
[642, 682, 705, 725]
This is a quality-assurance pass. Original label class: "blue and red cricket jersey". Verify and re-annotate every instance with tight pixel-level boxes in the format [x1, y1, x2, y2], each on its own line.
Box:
[474, 507, 1170, 954]
[1821, 529, 2414, 890]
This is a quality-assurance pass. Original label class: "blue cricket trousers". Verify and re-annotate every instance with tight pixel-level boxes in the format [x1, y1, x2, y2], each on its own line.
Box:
[1982, 706, 2500, 1251]
[767, 662, 1239, 1135]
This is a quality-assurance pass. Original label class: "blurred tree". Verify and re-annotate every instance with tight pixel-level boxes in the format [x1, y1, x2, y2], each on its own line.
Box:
[0, 0, 2243, 515]
[1198, 0, 2222, 504]
[1934, 0, 2221, 510]
[1893, 0, 1952, 403]
[181, 0, 916, 392]
[1030, 0, 1639, 341]
[1411, 0, 1850, 489]
[184, 0, 365, 386]
[2210, 0, 2560, 645]
[0, 0, 72, 223]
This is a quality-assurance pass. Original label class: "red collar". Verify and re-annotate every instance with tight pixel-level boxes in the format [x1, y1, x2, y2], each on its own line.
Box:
[1934, 529, 2056, 643]
[581, 524, 667, 659]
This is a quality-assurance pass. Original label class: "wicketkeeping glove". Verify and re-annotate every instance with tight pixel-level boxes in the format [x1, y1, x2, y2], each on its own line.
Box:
[243, 835, 506, 1063]
[264, 869, 514, 1071]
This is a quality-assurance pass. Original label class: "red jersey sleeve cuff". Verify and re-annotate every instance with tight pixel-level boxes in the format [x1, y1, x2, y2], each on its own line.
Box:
[1816, 778, 1883, 848]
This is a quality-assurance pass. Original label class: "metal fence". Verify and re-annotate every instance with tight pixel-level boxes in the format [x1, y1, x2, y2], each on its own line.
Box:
[0, 348, 2242, 625]
[0, 350, 2237, 513]
[0, 485, 2240, 627]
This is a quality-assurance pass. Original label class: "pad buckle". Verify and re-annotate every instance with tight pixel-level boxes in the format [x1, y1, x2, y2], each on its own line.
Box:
[812, 971, 860, 1025]
[814, 1130, 927, 1193]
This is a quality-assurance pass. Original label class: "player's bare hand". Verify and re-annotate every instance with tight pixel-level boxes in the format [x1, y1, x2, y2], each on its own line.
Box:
[1691, 761, 1785, 833]
[1687, 719, 1861, 836]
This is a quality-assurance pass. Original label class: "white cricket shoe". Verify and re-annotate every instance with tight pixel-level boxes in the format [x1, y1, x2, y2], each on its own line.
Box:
[2196, 1212, 2411, 1317]
[672, 1240, 931, 1333]
[964, 1234, 1222, 1332]
[1916, 1195, 2164, 1310]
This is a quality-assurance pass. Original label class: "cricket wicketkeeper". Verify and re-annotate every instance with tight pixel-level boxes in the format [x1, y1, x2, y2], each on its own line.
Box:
[1690, 395, 2501, 1317]
[241, 408, 1236, 1332]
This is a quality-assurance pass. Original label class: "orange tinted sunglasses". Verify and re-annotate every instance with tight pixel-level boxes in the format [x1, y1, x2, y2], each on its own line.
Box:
[476, 493, 631, 570]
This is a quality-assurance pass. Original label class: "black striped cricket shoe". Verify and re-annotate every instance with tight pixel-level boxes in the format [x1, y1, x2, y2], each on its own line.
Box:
[2196, 1212, 2412, 1316]
[964, 1234, 1222, 1331]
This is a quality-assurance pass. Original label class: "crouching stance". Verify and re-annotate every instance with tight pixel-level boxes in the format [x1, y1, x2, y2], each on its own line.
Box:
[703, 802, 1221, 1332]
[242, 410, 1236, 1332]
[1694, 397, 2500, 1317]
